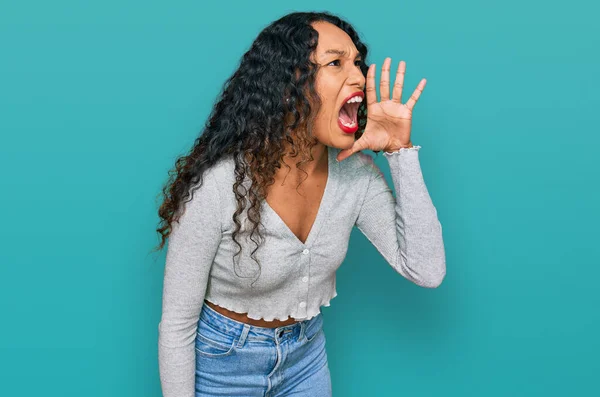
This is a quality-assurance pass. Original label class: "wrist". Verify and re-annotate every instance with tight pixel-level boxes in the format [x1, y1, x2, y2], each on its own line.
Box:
[385, 140, 413, 152]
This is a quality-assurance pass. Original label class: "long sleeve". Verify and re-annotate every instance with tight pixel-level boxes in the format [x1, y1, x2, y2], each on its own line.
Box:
[354, 146, 446, 288]
[158, 170, 223, 397]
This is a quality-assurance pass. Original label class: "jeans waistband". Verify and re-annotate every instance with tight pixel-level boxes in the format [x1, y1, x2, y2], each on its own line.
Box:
[200, 300, 322, 340]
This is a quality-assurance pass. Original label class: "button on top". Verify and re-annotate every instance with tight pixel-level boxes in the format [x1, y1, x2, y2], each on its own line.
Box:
[303, 249, 310, 255]
[299, 301, 306, 308]
[302, 276, 308, 282]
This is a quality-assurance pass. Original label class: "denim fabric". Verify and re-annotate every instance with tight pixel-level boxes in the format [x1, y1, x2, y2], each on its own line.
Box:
[194, 301, 332, 397]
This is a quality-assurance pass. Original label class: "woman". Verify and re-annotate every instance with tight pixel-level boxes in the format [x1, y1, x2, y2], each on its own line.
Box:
[155, 11, 446, 397]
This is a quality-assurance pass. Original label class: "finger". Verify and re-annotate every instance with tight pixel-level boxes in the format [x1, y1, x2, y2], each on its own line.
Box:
[379, 57, 392, 101]
[405, 78, 427, 111]
[365, 64, 377, 107]
[391, 60, 406, 103]
[336, 138, 369, 162]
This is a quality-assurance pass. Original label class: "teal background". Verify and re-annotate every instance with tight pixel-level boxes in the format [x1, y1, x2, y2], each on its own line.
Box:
[1, 0, 598, 396]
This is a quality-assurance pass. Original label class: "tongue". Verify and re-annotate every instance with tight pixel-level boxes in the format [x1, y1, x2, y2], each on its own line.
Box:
[339, 105, 353, 124]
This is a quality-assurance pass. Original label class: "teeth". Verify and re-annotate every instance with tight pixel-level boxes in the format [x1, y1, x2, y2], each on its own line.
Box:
[346, 96, 363, 104]
[339, 95, 361, 129]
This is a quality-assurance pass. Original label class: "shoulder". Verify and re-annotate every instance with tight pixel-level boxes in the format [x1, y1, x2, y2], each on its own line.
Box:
[196, 154, 237, 190]
[203, 154, 235, 180]
[335, 148, 383, 183]
[185, 155, 235, 205]
[353, 151, 377, 169]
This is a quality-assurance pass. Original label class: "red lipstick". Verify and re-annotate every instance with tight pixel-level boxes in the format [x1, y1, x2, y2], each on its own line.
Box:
[337, 91, 364, 134]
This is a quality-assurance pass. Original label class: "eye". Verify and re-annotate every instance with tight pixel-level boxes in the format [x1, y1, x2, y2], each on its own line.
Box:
[327, 59, 363, 67]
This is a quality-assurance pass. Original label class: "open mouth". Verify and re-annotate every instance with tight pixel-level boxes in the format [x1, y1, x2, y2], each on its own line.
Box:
[337, 93, 363, 132]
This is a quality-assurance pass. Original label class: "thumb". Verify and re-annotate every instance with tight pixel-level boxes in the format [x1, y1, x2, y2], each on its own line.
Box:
[336, 139, 366, 162]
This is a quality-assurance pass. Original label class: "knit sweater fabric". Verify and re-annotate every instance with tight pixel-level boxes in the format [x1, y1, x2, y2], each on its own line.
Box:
[158, 145, 446, 396]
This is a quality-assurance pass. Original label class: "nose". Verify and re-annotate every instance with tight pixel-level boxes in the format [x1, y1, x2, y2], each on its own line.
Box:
[348, 63, 366, 89]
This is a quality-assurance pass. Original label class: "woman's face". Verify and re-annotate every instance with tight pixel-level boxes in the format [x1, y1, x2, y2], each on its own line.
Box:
[310, 21, 366, 150]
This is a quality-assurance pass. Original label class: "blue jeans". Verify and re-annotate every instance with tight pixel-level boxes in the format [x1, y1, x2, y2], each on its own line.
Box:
[195, 301, 332, 396]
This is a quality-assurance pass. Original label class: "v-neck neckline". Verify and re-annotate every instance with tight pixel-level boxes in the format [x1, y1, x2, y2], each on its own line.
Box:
[261, 145, 339, 248]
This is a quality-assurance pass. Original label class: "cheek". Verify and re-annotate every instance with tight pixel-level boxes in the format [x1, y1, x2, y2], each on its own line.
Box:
[313, 108, 340, 145]
[313, 77, 339, 134]
[315, 92, 336, 124]
[314, 103, 335, 133]
[315, 78, 336, 115]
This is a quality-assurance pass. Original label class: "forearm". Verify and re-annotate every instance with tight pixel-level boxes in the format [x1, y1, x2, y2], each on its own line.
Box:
[384, 146, 446, 287]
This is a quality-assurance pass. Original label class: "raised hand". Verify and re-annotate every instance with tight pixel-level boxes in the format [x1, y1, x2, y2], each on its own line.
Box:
[336, 58, 426, 162]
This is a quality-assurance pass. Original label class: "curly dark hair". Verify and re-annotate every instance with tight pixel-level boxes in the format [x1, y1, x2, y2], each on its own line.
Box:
[153, 11, 370, 280]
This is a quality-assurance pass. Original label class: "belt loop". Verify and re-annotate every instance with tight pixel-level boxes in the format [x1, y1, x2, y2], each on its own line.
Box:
[237, 324, 250, 348]
[298, 320, 306, 341]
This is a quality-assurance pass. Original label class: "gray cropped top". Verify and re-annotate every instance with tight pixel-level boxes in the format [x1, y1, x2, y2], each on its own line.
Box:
[158, 145, 446, 396]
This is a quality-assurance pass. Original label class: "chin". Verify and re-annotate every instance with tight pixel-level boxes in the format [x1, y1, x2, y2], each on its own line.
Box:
[330, 130, 356, 148]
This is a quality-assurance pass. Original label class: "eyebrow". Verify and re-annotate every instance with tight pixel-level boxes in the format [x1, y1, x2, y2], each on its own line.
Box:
[322, 49, 362, 59]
